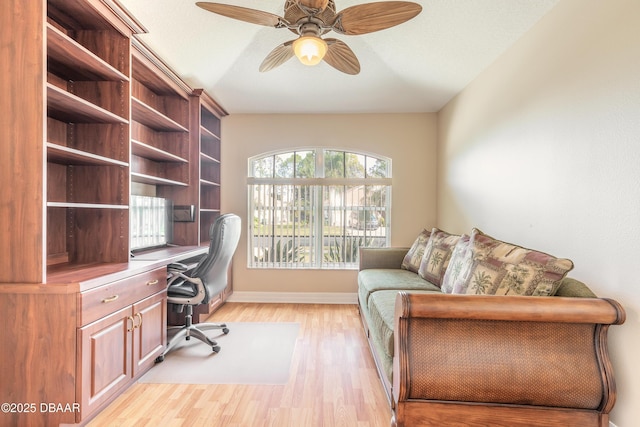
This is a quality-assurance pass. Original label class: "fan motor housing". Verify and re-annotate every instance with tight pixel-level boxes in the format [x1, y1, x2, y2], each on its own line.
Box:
[298, 21, 323, 36]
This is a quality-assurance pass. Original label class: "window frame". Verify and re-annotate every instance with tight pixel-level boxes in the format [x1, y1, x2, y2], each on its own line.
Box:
[247, 148, 392, 270]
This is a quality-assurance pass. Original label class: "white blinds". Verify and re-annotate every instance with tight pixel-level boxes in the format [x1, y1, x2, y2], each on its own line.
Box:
[249, 183, 388, 269]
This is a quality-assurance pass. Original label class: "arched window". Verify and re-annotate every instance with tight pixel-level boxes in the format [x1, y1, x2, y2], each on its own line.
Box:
[248, 148, 391, 269]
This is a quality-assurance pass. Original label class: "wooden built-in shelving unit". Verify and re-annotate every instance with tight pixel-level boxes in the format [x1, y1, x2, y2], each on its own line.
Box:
[195, 89, 224, 244]
[45, 0, 132, 269]
[0, 1, 227, 425]
[130, 39, 191, 189]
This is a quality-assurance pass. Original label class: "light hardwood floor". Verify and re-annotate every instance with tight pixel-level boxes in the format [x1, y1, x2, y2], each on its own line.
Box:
[87, 303, 392, 427]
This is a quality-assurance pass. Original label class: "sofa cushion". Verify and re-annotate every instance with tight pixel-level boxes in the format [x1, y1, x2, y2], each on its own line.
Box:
[442, 228, 574, 296]
[554, 277, 597, 297]
[367, 289, 440, 361]
[401, 229, 432, 273]
[358, 268, 441, 307]
[418, 228, 461, 287]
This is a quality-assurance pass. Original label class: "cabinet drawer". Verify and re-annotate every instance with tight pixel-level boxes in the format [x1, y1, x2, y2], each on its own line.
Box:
[79, 268, 167, 326]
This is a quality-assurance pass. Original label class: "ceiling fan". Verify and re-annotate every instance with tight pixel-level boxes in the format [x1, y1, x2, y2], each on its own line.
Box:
[196, 0, 422, 75]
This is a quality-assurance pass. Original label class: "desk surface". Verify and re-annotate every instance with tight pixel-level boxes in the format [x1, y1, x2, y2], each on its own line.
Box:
[46, 245, 208, 291]
[130, 245, 207, 262]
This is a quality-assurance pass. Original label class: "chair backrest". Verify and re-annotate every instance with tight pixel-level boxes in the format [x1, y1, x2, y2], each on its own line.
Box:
[190, 213, 241, 303]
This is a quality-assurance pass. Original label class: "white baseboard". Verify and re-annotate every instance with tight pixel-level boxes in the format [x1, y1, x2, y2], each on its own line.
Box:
[227, 291, 358, 304]
[609, 422, 617, 427]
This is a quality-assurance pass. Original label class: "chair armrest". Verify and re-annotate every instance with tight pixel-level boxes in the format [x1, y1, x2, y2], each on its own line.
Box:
[167, 262, 188, 273]
[359, 247, 409, 270]
[392, 292, 625, 413]
[167, 274, 206, 306]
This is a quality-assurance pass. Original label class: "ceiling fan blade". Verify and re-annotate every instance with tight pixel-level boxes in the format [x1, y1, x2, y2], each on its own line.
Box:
[259, 41, 295, 72]
[323, 39, 360, 75]
[196, 2, 285, 27]
[333, 1, 422, 35]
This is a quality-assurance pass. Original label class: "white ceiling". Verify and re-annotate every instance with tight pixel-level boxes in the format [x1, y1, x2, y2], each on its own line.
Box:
[117, 0, 559, 114]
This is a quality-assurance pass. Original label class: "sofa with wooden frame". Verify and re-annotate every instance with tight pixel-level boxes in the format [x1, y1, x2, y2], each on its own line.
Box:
[357, 228, 625, 427]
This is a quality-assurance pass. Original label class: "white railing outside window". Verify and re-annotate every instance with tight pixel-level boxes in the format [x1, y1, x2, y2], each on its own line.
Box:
[248, 149, 391, 269]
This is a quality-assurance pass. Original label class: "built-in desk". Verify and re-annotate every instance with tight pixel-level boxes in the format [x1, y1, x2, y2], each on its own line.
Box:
[45, 245, 208, 291]
[0, 245, 212, 427]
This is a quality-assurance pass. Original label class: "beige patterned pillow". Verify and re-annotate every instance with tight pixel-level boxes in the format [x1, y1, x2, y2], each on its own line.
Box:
[440, 235, 471, 293]
[401, 229, 432, 273]
[444, 229, 574, 296]
[418, 228, 461, 287]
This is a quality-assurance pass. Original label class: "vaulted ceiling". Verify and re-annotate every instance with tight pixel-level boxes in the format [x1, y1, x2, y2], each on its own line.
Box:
[118, 0, 559, 114]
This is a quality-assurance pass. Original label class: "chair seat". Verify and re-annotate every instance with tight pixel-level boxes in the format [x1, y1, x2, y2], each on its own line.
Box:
[168, 280, 198, 298]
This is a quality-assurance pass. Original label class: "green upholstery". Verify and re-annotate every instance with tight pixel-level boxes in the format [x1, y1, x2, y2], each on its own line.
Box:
[358, 268, 441, 307]
[554, 277, 597, 297]
[357, 247, 599, 386]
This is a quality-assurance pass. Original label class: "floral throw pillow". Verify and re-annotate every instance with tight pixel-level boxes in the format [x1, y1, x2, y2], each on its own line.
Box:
[443, 229, 574, 296]
[418, 228, 461, 288]
[401, 229, 432, 273]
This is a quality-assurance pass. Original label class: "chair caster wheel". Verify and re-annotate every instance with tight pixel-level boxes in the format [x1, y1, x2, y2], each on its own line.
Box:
[222, 327, 229, 334]
[155, 355, 165, 363]
[212, 345, 221, 353]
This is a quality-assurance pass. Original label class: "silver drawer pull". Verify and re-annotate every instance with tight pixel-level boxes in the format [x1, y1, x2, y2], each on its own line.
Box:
[146, 279, 159, 286]
[102, 295, 119, 303]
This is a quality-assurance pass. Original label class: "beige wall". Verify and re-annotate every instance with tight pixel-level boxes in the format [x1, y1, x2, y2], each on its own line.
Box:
[221, 113, 437, 297]
[437, 0, 640, 424]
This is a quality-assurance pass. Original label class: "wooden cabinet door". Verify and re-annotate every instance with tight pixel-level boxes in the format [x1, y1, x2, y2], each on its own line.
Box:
[77, 305, 133, 421]
[132, 291, 167, 377]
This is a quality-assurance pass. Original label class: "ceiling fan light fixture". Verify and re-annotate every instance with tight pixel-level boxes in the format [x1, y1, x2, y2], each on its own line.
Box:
[293, 36, 328, 66]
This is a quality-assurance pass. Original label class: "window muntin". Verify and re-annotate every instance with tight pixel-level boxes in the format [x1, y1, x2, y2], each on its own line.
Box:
[248, 149, 391, 269]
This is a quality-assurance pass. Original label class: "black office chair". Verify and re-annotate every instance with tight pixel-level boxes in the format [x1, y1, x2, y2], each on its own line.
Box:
[155, 213, 241, 362]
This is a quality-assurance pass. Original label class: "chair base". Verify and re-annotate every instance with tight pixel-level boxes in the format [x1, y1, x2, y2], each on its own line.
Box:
[155, 304, 229, 363]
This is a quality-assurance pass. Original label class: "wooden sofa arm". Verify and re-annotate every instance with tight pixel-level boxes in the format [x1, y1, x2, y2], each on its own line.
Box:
[395, 292, 625, 324]
[359, 247, 409, 270]
[392, 292, 625, 425]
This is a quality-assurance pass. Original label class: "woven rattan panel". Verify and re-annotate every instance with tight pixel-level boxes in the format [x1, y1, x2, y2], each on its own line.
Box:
[407, 318, 602, 409]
